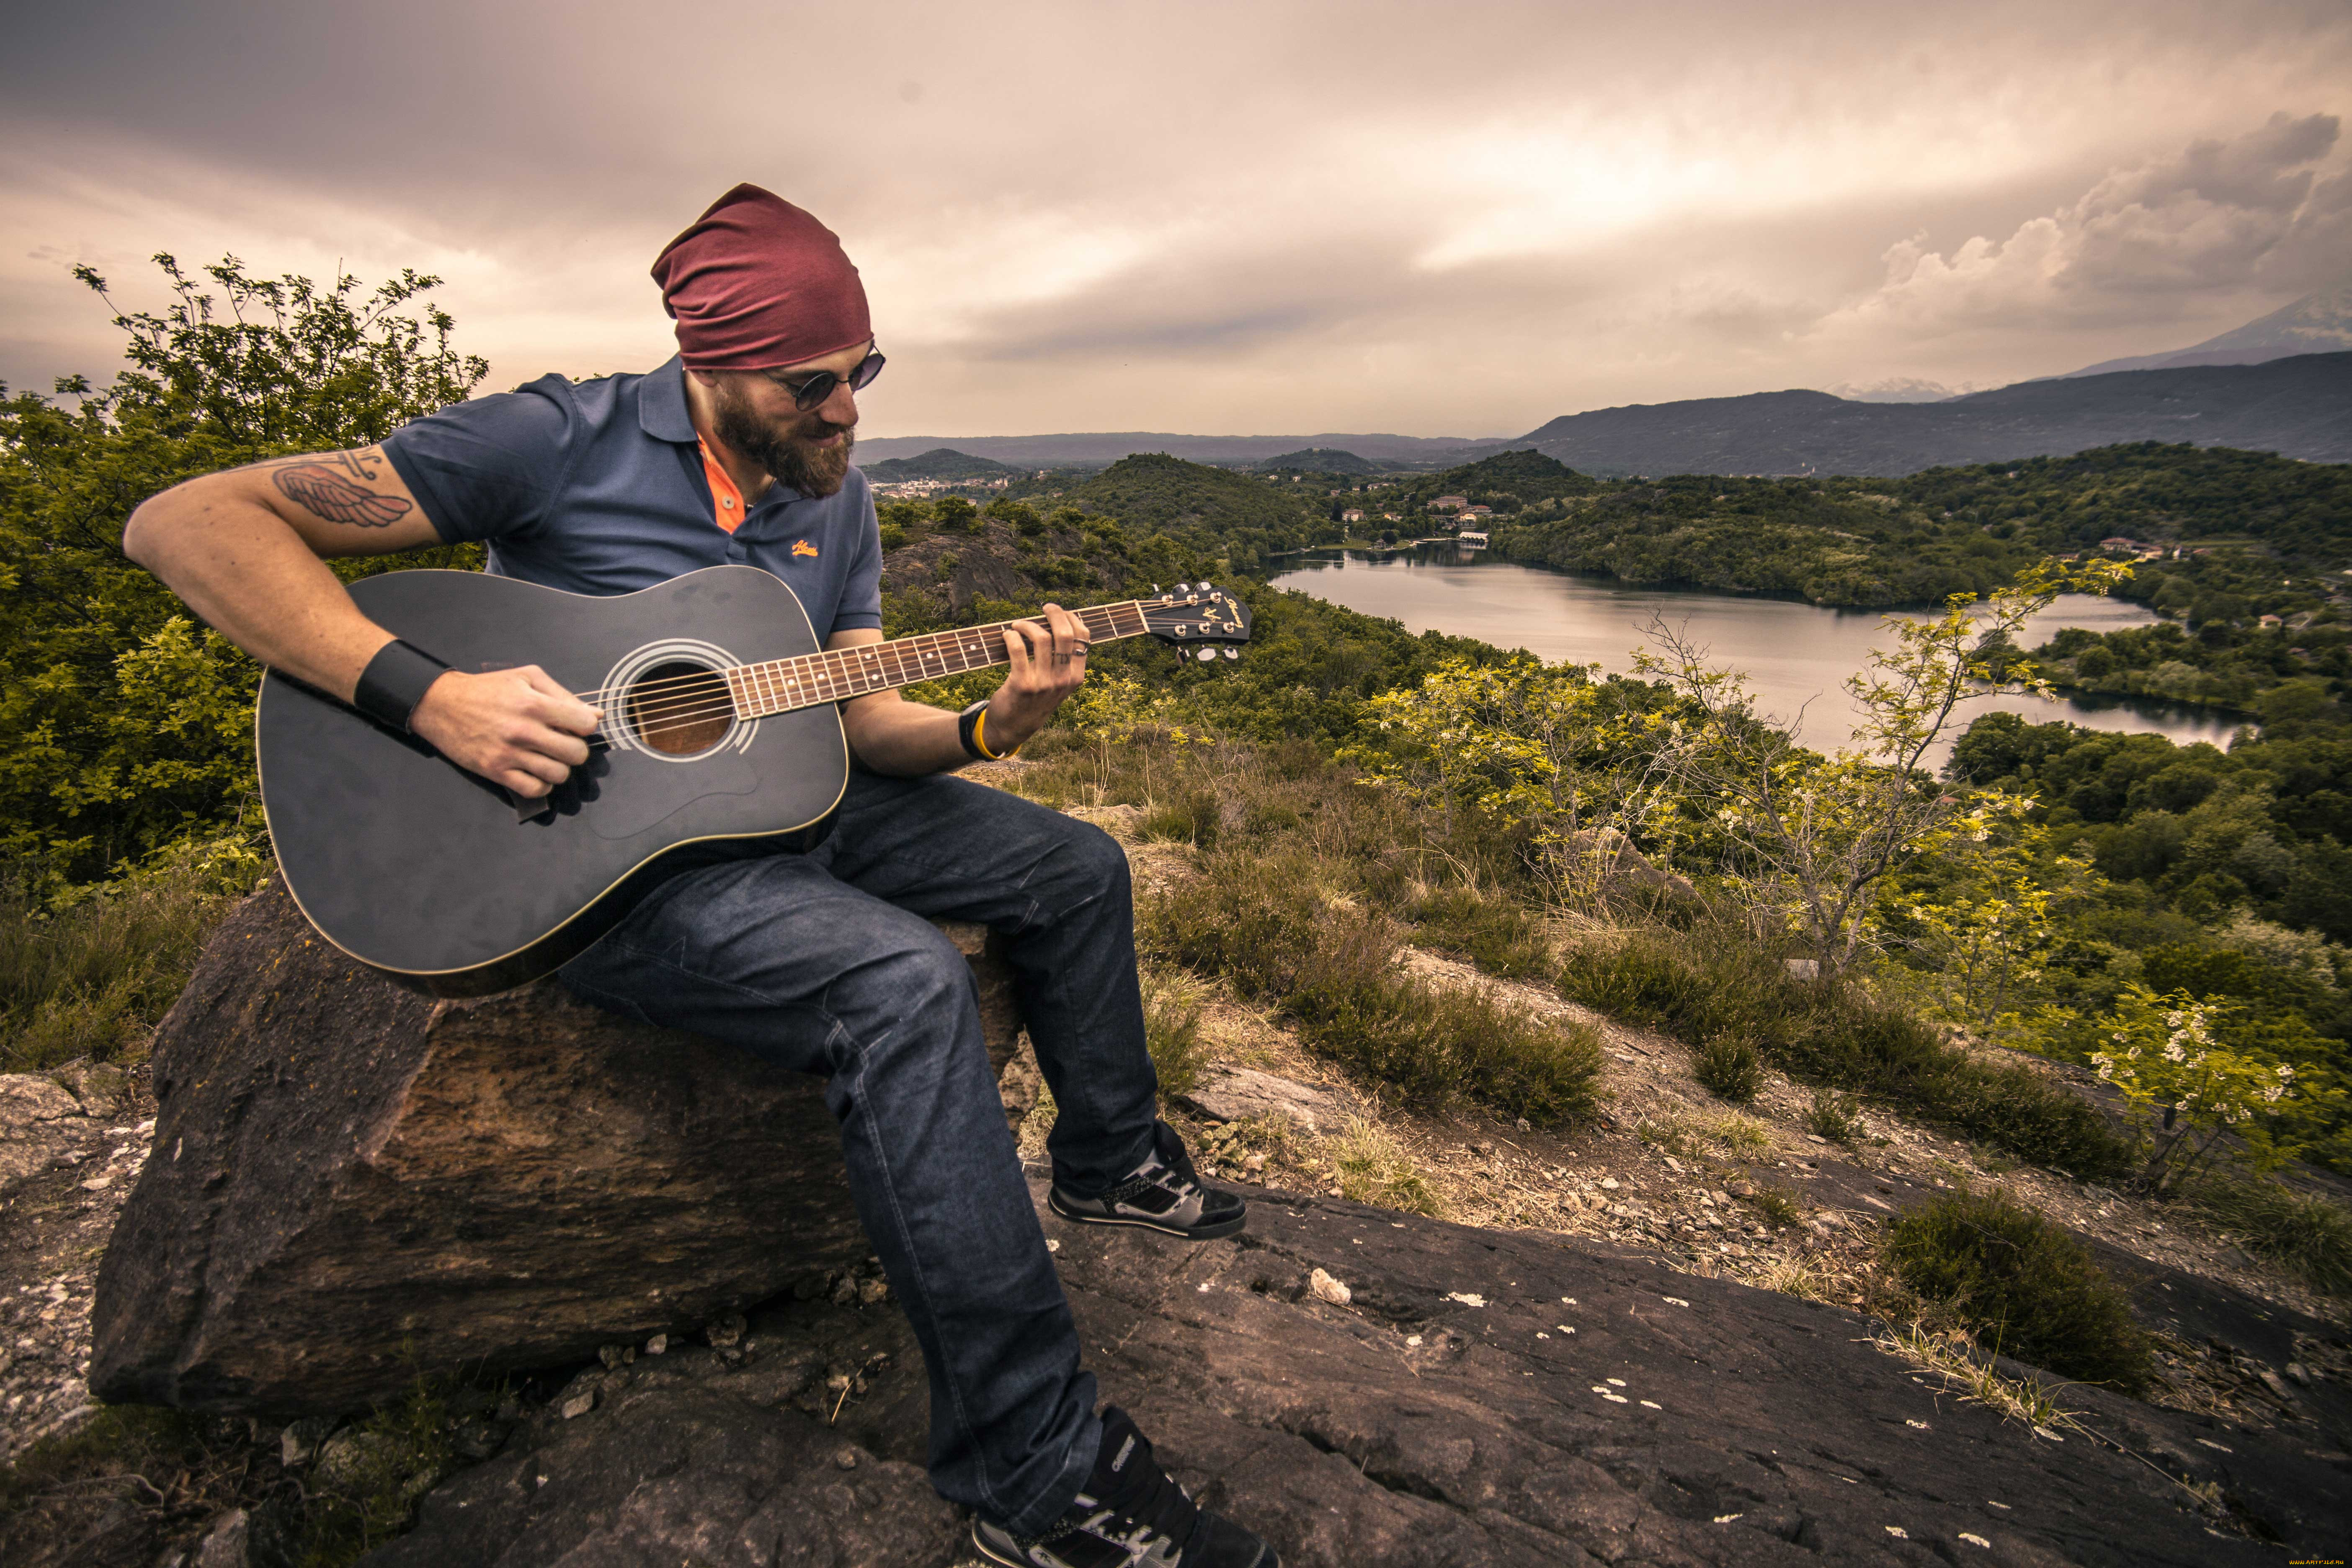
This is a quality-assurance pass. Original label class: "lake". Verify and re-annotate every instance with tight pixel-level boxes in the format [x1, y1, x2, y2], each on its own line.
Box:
[1262, 549, 2243, 763]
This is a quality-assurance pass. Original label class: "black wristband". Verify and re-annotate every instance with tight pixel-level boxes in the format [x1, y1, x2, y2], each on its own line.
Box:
[957, 699, 990, 761]
[353, 639, 452, 733]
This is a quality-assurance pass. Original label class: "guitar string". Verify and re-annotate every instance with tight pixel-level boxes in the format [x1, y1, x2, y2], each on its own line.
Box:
[595, 625, 1132, 730]
[569, 616, 1150, 718]
[599, 623, 1176, 744]
[560, 601, 1148, 709]
[583, 609, 1243, 750]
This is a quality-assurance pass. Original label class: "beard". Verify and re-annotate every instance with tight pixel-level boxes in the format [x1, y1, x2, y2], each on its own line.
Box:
[711, 379, 856, 498]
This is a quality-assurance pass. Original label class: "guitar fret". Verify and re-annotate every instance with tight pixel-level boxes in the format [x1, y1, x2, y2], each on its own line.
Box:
[712, 598, 1207, 720]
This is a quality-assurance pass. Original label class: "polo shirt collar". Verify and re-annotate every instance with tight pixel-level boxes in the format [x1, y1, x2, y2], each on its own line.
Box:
[638, 355, 697, 444]
[637, 355, 811, 507]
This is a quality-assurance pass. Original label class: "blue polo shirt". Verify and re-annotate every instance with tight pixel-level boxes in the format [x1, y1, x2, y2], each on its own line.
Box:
[380, 356, 883, 640]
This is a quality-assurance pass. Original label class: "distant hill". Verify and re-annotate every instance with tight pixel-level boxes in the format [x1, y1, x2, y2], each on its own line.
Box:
[1258, 448, 1379, 474]
[1509, 353, 2352, 478]
[1048, 453, 1338, 567]
[2059, 283, 2352, 378]
[857, 447, 1019, 481]
[848, 431, 1496, 469]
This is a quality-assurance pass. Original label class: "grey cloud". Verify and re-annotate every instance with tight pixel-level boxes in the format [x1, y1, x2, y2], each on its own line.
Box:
[6, 0, 2352, 434]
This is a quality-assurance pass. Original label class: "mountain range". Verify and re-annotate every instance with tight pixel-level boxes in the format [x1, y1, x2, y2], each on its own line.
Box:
[1508, 352, 2350, 477]
[2058, 282, 2352, 378]
[853, 291, 2352, 480]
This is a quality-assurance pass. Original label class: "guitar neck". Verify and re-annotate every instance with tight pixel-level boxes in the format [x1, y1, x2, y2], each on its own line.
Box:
[720, 601, 1150, 718]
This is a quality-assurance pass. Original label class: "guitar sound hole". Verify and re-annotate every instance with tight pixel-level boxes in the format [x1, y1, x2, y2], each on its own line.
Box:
[626, 661, 735, 756]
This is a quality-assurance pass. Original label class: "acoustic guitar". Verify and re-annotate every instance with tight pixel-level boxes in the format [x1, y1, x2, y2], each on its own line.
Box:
[256, 565, 1251, 996]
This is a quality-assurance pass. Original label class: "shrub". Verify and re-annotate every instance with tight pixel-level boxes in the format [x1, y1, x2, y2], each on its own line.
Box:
[1, 849, 246, 1073]
[1806, 1087, 1865, 1143]
[1884, 1187, 2151, 1393]
[1140, 788, 1222, 848]
[1147, 851, 1601, 1125]
[1402, 883, 1555, 980]
[2188, 1177, 2352, 1297]
[1327, 1116, 1443, 1216]
[1743, 1185, 1805, 1228]
[1562, 927, 2134, 1179]
[1140, 964, 1212, 1102]
[1696, 1032, 1764, 1103]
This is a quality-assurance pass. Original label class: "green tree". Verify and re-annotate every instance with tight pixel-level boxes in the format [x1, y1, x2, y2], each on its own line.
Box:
[1633, 559, 2130, 970]
[0, 255, 486, 882]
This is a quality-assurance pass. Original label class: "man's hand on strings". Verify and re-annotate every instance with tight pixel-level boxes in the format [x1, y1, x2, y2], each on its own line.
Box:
[411, 665, 602, 798]
[987, 603, 1091, 752]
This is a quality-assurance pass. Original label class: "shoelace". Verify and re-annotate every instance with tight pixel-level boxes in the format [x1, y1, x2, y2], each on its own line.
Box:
[1093, 1444, 1206, 1561]
[1102, 1156, 1201, 1207]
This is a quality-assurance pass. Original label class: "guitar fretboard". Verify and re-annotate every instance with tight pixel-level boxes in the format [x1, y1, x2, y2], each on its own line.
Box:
[719, 601, 1149, 718]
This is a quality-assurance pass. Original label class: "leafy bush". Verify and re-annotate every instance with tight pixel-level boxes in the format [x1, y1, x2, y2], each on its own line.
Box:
[0, 256, 486, 882]
[1562, 926, 2134, 1178]
[1885, 1187, 2151, 1393]
[1696, 1032, 1764, 1103]
[1147, 850, 1601, 1125]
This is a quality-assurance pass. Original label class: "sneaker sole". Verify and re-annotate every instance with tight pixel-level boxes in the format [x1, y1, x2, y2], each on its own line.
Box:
[971, 1517, 1280, 1568]
[1048, 1188, 1248, 1240]
[968, 1520, 1026, 1568]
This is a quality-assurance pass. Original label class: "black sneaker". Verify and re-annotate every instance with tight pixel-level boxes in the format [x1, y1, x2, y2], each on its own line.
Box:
[1048, 1121, 1246, 1240]
[971, 1406, 1277, 1568]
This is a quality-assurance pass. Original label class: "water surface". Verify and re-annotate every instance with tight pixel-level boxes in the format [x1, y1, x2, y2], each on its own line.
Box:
[1263, 549, 2241, 764]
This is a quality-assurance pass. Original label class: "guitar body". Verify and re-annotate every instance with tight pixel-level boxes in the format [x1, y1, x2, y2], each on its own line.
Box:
[258, 566, 847, 996]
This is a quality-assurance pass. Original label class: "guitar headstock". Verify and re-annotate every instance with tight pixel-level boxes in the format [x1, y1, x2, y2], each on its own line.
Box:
[1141, 583, 1253, 661]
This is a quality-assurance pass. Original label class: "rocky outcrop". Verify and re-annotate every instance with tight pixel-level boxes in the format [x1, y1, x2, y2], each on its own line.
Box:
[1561, 827, 1697, 904]
[374, 1173, 2349, 1566]
[1177, 1064, 1350, 1132]
[88, 878, 1025, 1419]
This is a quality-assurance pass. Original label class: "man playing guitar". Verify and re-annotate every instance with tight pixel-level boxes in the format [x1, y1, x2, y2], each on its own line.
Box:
[124, 184, 1276, 1568]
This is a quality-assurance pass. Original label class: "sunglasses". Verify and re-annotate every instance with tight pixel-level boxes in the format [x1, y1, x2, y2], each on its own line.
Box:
[769, 347, 886, 412]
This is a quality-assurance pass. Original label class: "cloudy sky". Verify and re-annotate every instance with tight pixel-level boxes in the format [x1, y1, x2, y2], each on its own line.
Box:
[4, 0, 2347, 440]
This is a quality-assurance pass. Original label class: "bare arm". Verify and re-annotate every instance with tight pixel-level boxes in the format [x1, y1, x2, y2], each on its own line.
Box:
[835, 603, 1092, 776]
[123, 449, 599, 797]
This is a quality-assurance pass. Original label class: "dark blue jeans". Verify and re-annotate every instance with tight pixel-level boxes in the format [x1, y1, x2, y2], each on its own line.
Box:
[559, 769, 1158, 1534]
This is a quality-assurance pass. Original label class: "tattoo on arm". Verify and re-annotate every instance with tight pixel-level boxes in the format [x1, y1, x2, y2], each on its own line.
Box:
[271, 447, 412, 528]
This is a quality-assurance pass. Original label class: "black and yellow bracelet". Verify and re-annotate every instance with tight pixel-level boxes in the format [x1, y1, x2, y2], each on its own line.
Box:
[958, 699, 1019, 761]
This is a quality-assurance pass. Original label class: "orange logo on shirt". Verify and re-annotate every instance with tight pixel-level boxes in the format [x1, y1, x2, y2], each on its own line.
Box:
[792, 539, 820, 558]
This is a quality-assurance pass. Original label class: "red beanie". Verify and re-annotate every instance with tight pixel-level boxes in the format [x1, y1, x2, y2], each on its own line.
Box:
[650, 184, 872, 371]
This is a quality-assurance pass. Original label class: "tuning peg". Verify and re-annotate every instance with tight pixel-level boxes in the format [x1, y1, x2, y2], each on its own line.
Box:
[1195, 647, 1217, 662]
[1221, 647, 1238, 660]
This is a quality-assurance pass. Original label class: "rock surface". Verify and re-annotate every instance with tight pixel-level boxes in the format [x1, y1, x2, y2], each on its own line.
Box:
[0, 1071, 150, 1461]
[373, 1173, 2349, 1567]
[1178, 1064, 1350, 1131]
[88, 877, 1024, 1419]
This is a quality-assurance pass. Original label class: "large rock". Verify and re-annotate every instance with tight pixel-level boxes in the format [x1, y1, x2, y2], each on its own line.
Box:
[373, 1174, 2351, 1566]
[90, 877, 1024, 1418]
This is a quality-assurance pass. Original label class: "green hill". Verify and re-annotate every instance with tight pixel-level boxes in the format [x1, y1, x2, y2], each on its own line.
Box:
[1050, 453, 1341, 568]
[859, 447, 1020, 481]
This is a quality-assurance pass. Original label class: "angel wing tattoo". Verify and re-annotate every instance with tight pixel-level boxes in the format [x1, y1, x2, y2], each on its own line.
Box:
[274, 464, 412, 528]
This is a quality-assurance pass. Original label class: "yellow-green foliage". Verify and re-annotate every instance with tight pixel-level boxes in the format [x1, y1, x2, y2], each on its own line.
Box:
[0, 256, 486, 882]
[2092, 985, 2308, 1187]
